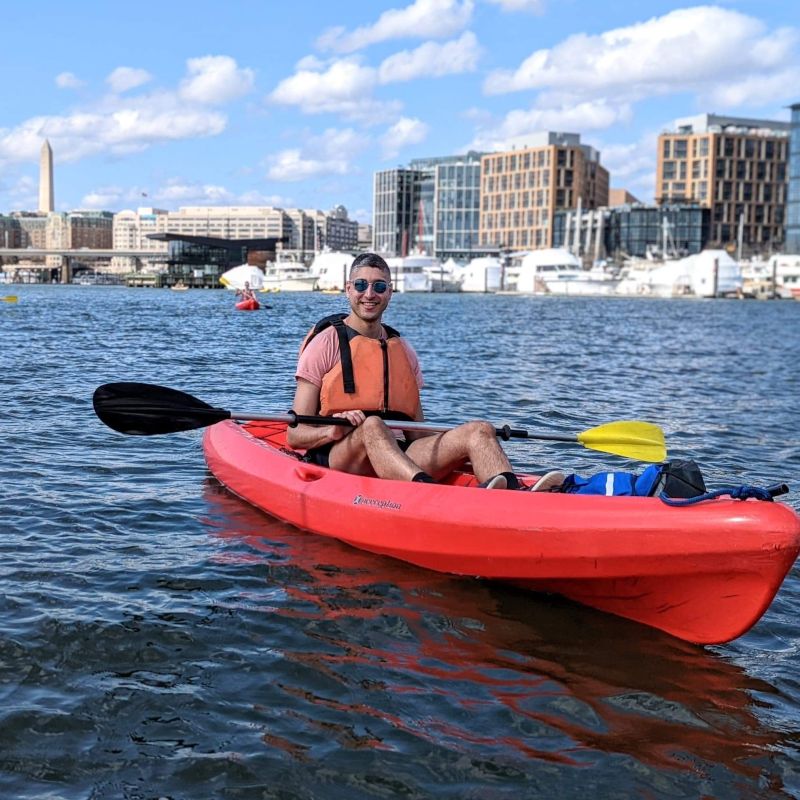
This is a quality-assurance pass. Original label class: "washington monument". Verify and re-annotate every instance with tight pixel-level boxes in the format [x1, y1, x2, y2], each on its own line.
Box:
[39, 140, 54, 213]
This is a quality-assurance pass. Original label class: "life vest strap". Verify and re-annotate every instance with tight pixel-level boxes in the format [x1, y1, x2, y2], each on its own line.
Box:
[331, 317, 356, 394]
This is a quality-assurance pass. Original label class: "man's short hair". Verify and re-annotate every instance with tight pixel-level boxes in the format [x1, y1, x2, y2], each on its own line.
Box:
[350, 252, 391, 279]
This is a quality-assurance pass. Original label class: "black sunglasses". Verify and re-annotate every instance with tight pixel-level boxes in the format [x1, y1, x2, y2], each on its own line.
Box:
[352, 278, 390, 294]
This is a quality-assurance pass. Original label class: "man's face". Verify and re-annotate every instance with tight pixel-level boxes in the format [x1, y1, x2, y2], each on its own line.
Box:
[346, 266, 392, 323]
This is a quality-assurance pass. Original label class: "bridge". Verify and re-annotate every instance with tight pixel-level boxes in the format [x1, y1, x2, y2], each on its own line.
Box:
[0, 248, 165, 283]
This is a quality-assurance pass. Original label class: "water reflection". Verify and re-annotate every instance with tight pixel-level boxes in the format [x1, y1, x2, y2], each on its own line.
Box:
[203, 480, 788, 793]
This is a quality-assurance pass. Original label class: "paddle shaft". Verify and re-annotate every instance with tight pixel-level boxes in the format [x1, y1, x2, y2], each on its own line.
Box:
[91, 383, 667, 460]
[230, 410, 563, 442]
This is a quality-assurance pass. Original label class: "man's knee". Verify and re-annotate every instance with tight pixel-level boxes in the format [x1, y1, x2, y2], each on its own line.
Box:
[462, 420, 497, 441]
[361, 415, 391, 436]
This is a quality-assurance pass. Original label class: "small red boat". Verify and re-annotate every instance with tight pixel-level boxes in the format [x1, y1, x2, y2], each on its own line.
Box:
[204, 420, 800, 645]
[235, 297, 260, 311]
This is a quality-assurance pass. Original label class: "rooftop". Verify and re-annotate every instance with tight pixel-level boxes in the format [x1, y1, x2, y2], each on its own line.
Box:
[669, 113, 790, 137]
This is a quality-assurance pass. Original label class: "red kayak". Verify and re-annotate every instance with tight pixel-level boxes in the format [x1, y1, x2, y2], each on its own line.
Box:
[235, 297, 260, 311]
[204, 420, 800, 645]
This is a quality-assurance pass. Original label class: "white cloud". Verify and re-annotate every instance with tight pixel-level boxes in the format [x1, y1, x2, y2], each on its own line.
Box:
[378, 32, 481, 83]
[706, 66, 800, 108]
[0, 57, 255, 168]
[295, 54, 326, 71]
[483, 6, 799, 110]
[598, 133, 659, 201]
[0, 174, 37, 211]
[80, 181, 292, 211]
[468, 99, 632, 151]
[106, 67, 153, 93]
[381, 117, 429, 159]
[270, 58, 376, 112]
[81, 186, 128, 209]
[179, 55, 255, 104]
[317, 0, 474, 53]
[267, 128, 369, 181]
[267, 149, 351, 181]
[56, 72, 84, 89]
[269, 35, 475, 118]
[484, 0, 544, 12]
[269, 58, 400, 119]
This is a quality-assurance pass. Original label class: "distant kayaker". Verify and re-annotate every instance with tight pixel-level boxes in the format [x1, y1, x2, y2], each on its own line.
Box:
[287, 252, 523, 489]
[236, 281, 256, 302]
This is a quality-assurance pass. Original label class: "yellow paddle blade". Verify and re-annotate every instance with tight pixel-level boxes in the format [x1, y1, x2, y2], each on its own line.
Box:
[577, 420, 666, 463]
[2, 295, 18, 303]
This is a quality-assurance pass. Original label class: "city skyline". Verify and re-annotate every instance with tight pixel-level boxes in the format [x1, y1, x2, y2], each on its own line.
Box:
[1, 1, 797, 222]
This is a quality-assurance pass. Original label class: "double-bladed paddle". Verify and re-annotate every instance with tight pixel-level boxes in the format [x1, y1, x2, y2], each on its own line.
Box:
[92, 382, 667, 462]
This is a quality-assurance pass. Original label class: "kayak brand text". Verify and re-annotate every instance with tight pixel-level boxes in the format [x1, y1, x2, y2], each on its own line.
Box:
[352, 494, 402, 511]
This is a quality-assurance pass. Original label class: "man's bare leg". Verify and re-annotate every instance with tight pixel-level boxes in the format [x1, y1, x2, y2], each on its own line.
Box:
[405, 421, 513, 482]
[328, 415, 423, 480]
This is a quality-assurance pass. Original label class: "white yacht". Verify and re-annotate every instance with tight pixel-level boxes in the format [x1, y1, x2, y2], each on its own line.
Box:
[458, 256, 503, 293]
[616, 249, 741, 298]
[385, 256, 432, 292]
[768, 254, 800, 300]
[426, 257, 463, 292]
[511, 248, 620, 296]
[262, 260, 319, 292]
[308, 250, 355, 291]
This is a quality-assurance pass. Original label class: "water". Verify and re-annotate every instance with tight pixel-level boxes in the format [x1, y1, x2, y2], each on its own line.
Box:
[2, 284, 800, 799]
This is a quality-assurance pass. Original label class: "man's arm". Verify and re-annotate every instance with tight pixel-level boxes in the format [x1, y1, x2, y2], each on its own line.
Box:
[286, 378, 362, 450]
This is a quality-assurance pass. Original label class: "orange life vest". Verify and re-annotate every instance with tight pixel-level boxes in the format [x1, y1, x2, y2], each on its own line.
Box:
[300, 314, 419, 420]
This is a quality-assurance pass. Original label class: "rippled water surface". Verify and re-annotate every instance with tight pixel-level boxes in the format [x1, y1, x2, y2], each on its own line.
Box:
[2, 284, 800, 799]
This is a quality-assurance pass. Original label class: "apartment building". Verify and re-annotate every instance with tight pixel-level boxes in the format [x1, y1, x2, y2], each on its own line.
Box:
[479, 133, 609, 251]
[373, 152, 484, 259]
[303, 205, 359, 253]
[656, 113, 790, 253]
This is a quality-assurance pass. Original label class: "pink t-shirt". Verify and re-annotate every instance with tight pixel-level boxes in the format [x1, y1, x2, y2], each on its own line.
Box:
[296, 325, 424, 390]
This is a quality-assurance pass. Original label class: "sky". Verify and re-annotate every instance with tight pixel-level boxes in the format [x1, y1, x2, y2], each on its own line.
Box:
[1, 0, 798, 223]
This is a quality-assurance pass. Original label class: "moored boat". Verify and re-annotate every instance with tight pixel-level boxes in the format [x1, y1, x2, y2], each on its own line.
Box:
[459, 256, 503, 293]
[308, 250, 355, 291]
[616, 250, 742, 298]
[204, 419, 800, 645]
[511, 248, 621, 296]
[262, 260, 319, 292]
[384, 256, 433, 292]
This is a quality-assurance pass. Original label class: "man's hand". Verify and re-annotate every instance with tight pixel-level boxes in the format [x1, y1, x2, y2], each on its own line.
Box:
[329, 410, 366, 440]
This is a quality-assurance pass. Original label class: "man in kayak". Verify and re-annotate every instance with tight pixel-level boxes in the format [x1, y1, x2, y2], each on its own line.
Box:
[236, 281, 256, 302]
[286, 252, 523, 489]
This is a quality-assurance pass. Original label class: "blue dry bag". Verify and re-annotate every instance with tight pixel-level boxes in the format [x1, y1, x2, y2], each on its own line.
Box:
[561, 460, 706, 498]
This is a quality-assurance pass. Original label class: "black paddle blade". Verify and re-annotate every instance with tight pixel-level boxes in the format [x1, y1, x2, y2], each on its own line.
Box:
[93, 382, 230, 435]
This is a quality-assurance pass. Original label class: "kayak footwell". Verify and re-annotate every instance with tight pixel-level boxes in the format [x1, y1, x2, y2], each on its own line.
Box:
[203, 419, 800, 645]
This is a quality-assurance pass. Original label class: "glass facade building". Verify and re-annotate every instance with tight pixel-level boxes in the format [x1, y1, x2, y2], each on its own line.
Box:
[553, 204, 710, 259]
[373, 153, 483, 258]
[431, 158, 481, 258]
[373, 168, 418, 256]
[148, 234, 280, 285]
[787, 103, 800, 254]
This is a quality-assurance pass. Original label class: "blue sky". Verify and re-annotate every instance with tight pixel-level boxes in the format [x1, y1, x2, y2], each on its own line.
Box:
[1, 0, 797, 222]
